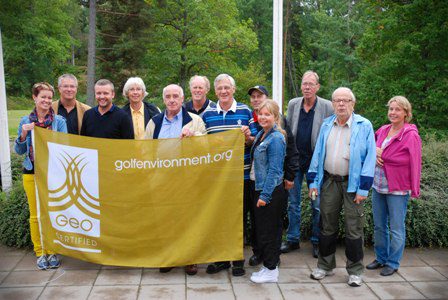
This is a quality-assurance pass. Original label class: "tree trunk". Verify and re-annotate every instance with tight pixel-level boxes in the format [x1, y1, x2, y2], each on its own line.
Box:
[87, 0, 96, 106]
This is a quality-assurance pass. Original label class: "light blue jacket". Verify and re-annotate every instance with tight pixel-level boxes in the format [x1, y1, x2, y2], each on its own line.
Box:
[307, 113, 376, 197]
[252, 126, 286, 203]
[14, 115, 67, 171]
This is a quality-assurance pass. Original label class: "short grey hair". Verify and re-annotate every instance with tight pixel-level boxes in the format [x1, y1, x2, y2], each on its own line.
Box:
[162, 84, 184, 98]
[332, 87, 356, 102]
[95, 79, 114, 91]
[214, 74, 236, 89]
[122, 77, 149, 99]
[189, 75, 210, 92]
[302, 70, 319, 84]
[58, 74, 78, 87]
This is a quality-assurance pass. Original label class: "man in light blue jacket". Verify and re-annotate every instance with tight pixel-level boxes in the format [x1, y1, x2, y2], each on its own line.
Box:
[307, 87, 376, 287]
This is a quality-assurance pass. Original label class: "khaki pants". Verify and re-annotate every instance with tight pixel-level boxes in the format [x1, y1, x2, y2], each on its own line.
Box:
[317, 175, 365, 275]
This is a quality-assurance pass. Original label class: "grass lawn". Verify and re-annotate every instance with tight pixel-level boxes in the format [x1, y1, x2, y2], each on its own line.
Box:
[7, 110, 28, 138]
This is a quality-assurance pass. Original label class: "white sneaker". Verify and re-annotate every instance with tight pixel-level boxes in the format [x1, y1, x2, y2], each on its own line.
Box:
[250, 267, 278, 283]
[348, 274, 362, 287]
[251, 266, 268, 278]
[310, 268, 334, 280]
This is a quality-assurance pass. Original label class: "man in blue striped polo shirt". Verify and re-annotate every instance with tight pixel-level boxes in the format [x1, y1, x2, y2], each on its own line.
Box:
[202, 74, 258, 277]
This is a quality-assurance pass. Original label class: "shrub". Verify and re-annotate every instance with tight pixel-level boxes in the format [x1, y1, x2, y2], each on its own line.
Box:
[296, 138, 448, 247]
[0, 180, 32, 248]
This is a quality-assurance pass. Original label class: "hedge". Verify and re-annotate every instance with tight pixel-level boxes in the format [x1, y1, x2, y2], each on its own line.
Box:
[295, 137, 448, 247]
[1, 138, 447, 249]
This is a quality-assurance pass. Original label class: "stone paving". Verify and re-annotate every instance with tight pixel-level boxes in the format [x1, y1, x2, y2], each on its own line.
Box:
[0, 243, 447, 300]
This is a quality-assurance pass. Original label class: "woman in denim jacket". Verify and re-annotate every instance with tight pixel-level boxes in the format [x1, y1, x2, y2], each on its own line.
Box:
[366, 96, 422, 276]
[249, 99, 286, 283]
[14, 82, 67, 270]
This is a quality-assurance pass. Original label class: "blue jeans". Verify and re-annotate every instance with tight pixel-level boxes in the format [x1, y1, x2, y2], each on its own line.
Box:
[286, 169, 320, 244]
[372, 189, 409, 270]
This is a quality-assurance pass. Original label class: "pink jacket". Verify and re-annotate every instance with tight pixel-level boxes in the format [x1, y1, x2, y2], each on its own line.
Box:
[375, 123, 422, 198]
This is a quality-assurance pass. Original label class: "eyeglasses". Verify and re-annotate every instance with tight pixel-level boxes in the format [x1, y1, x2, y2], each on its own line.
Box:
[332, 98, 353, 104]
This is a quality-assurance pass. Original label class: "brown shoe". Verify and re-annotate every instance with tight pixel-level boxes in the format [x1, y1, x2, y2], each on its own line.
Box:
[185, 264, 198, 275]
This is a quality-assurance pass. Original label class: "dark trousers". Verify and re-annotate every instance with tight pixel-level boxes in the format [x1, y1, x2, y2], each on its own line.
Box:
[245, 180, 260, 257]
[254, 183, 286, 270]
[244, 180, 255, 248]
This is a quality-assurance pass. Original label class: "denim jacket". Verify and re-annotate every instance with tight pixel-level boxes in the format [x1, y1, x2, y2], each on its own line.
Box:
[251, 125, 286, 204]
[14, 114, 67, 171]
[307, 113, 376, 197]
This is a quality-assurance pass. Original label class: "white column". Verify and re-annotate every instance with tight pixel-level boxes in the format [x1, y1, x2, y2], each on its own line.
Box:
[0, 27, 12, 191]
[272, 0, 283, 111]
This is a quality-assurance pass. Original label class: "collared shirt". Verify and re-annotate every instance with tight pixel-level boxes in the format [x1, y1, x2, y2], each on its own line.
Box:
[131, 103, 145, 140]
[202, 100, 258, 180]
[58, 101, 78, 134]
[296, 99, 317, 172]
[158, 110, 183, 139]
[324, 116, 353, 176]
[216, 99, 237, 117]
[184, 99, 210, 116]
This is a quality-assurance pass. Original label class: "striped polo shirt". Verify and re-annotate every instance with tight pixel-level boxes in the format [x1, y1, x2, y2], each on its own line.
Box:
[202, 100, 258, 180]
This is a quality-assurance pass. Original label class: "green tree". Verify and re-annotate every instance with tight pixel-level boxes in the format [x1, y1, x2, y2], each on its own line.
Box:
[0, 0, 81, 95]
[285, 0, 365, 100]
[354, 0, 448, 131]
[143, 0, 263, 102]
[95, 0, 153, 101]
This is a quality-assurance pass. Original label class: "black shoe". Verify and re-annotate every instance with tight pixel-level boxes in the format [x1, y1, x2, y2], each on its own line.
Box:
[280, 241, 300, 253]
[380, 266, 397, 276]
[232, 266, 245, 276]
[366, 260, 384, 270]
[312, 244, 319, 258]
[206, 262, 231, 274]
[248, 254, 262, 266]
[159, 267, 174, 273]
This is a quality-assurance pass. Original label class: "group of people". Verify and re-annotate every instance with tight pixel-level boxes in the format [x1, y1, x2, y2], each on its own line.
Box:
[15, 70, 422, 287]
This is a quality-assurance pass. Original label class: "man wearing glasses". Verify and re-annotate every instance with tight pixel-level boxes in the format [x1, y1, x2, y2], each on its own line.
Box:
[307, 87, 376, 287]
[282, 71, 333, 258]
[52, 74, 91, 134]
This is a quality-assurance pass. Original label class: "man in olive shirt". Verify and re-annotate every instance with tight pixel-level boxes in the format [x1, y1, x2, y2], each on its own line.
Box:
[52, 74, 90, 134]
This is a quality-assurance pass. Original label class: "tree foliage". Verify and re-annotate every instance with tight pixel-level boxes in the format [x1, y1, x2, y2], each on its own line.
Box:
[143, 0, 263, 102]
[354, 0, 448, 131]
[1, 0, 446, 131]
[0, 0, 81, 95]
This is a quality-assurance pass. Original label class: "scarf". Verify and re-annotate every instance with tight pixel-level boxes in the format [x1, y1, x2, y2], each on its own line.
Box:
[28, 107, 54, 162]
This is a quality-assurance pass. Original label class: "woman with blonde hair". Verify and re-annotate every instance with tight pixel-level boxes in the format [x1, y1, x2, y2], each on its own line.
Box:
[249, 99, 286, 283]
[15, 82, 67, 270]
[366, 96, 422, 276]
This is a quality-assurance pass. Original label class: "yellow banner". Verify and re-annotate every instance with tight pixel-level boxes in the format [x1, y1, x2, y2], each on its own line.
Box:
[34, 127, 244, 267]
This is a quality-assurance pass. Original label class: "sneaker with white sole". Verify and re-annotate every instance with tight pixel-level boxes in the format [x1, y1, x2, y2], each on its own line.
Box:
[347, 274, 362, 287]
[37, 255, 49, 270]
[250, 267, 279, 283]
[47, 254, 60, 269]
[310, 268, 334, 280]
[251, 266, 268, 278]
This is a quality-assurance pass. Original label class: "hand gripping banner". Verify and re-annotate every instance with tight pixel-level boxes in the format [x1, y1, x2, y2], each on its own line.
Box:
[33, 127, 244, 267]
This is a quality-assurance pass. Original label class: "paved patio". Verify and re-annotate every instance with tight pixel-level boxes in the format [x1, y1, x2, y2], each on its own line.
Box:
[0, 243, 447, 300]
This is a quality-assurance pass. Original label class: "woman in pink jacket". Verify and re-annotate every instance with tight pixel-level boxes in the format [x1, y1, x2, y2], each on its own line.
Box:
[366, 96, 422, 276]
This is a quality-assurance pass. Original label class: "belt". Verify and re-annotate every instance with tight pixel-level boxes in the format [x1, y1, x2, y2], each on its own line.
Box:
[324, 170, 348, 182]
